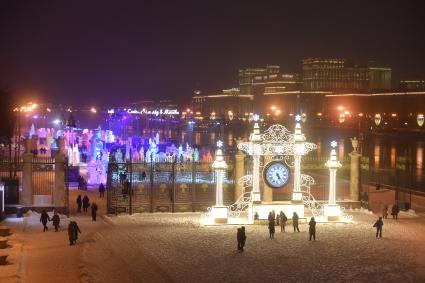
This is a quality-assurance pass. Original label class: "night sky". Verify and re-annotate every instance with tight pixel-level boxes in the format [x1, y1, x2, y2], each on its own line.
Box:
[1, 0, 424, 107]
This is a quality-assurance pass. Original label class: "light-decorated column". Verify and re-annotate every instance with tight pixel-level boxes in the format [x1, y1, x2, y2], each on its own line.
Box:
[234, 140, 245, 202]
[292, 116, 305, 202]
[250, 115, 262, 202]
[211, 140, 228, 223]
[324, 141, 342, 221]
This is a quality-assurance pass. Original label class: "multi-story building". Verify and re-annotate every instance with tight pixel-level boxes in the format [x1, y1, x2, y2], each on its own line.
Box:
[302, 58, 391, 92]
[400, 80, 425, 91]
[238, 65, 302, 113]
[192, 88, 253, 119]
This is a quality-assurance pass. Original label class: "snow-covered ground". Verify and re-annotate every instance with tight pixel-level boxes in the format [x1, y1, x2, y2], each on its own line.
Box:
[2, 191, 425, 282]
[82, 212, 425, 283]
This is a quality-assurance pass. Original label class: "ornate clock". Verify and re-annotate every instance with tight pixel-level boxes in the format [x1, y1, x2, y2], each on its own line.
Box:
[263, 161, 290, 189]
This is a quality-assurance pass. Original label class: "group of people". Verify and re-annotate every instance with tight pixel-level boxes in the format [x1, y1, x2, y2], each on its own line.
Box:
[40, 210, 61, 232]
[76, 195, 98, 221]
[267, 211, 303, 239]
[382, 204, 400, 220]
[373, 203, 400, 239]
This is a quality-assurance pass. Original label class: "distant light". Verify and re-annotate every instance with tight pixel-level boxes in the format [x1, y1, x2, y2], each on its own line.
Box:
[374, 113, 382, 126]
[295, 114, 302, 122]
[253, 114, 260, 122]
[339, 113, 345, 123]
[338, 106, 344, 111]
[216, 140, 223, 148]
[46, 108, 51, 112]
[53, 119, 61, 125]
[331, 140, 338, 148]
[317, 112, 323, 117]
[391, 113, 397, 117]
[344, 110, 350, 115]
[358, 113, 364, 117]
[91, 107, 97, 113]
[271, 106, 276, 110]
[33, 115, 38, 119]
[418, 114, 424, 127]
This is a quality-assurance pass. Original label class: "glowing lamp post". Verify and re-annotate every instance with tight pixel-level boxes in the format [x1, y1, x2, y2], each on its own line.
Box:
[324, 141, 342, 221]
[250, 114, 262, 202]
[417, 114, 424, 127]
[211, 140, 228, 223]
[292, 115, 305, 202]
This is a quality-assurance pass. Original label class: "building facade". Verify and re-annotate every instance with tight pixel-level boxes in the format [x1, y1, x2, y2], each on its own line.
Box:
[302, 58, 391, 92]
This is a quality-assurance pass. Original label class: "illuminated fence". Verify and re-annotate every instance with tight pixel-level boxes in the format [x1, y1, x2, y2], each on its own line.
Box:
[107, 160, 235, 214]
[31, 158, 55, 195]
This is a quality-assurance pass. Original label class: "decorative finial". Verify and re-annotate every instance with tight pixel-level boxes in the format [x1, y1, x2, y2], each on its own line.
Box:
[330, 140, 338, 148]
[295, 114, 302, 122]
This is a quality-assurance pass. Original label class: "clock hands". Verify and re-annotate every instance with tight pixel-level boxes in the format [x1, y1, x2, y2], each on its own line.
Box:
[276, 173, 281, 180]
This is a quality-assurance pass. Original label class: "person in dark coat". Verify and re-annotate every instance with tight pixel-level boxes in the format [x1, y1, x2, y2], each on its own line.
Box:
[240, 226, 246, 251]
[40, 210, 51, 232]
[268, 212, 275, 239]
[51, 212, 60, 232]
[91, 202, 98, 221]
[82, 195, 90, 212]
[99, 183, 105, 198]
[73, 221, 82, 244]
[237, 228, 243, 251]
[309, 217, 316, 241]
[68, 222, 74, 245]
[373, 216, 384, 238]
[292, 212, 300, 232]
[77, 195, 82, 213]
[382, 204, 388, 219]
[391, 204, 399, 220]
[280, 211, 288, 232]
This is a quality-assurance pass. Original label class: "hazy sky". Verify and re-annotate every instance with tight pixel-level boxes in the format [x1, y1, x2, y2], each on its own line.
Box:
[1, 0, 424, 106]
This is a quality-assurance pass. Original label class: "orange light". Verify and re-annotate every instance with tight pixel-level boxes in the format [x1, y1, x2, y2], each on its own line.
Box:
[391, 113, 397, 117]
[358, 113, 364, 117]
[271, 106, 276, 110]
[338, 106, 344, 111]
[186, 108, 190, 112]
[317, 112, 323, 116]
[344, 110, 350, 115]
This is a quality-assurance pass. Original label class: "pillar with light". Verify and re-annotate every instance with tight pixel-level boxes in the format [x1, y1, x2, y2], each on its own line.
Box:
[324, 141, 343, 221]
[292, 114, 305, 202]
[250, 114, 262, 202]
[211, 140, 228, 223]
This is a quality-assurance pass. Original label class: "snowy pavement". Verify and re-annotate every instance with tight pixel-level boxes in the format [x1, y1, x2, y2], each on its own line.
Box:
[2, 193, 425, 282]
[82, 212, 425, 283]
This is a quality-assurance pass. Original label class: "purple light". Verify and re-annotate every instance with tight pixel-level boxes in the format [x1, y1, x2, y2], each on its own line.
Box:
[33, 115, 38, 119]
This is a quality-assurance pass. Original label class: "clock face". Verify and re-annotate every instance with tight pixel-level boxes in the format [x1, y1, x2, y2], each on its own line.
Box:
[263, 161, 290, 189]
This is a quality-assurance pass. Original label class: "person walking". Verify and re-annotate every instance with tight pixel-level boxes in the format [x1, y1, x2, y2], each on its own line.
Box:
[309, 217, 316, 241]
[91, 202, 98, 221]
[382, 204, 388, 219]
[268, 212, 275, 239]
[68, 222, 75, 245]
[40, 210, 51, 232]
[51, 212, 60, 232]
[240, 226, 246, 251]
[99, 183, 105, 198]
[77, 195, 82, 213]
[373, 216, 384, 238]
[82, 195, 90, 212]
[391, 204, 399, 220]
[72, 221, 82, 244]
[292, 212, 300, 232]
[280, 211, 287, 232]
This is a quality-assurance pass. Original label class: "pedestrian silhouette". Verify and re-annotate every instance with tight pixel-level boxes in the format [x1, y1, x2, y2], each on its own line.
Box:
[279, 211, 287, 232]
[99, 183, 105, 198]
[382, 204, 388, 219]
[51, 212, 60, 232]
[292, 212, 300, 232]
[91, 202, 98, 221]
[40, 210, 51, 232]
[77, 195, 82, 213]
[309, 217, 316, 241]
[82, 195, 90, 212]
[268, 212, 275, 239]
[391, 204, 399, 220]
[373, 216, 384, 238]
